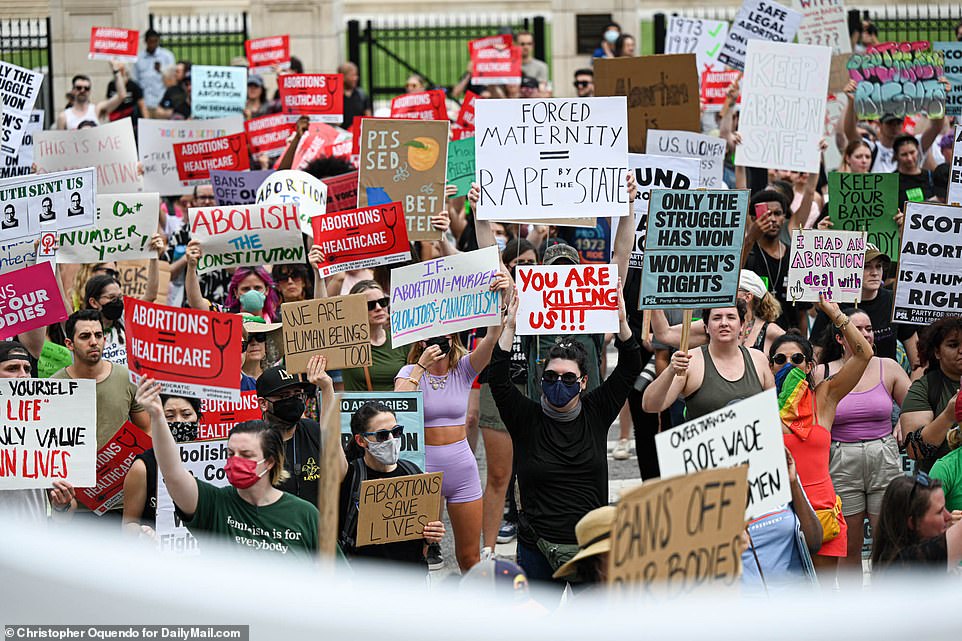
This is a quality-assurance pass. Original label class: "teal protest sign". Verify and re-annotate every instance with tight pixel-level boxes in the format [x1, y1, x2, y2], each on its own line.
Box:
[933, 43, 962, 117]
[446, 138, 475, 198]
[339, 392, 424, 470]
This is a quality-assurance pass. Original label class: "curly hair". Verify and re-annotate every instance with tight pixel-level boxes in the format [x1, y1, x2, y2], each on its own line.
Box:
[918, 316, 962, 372]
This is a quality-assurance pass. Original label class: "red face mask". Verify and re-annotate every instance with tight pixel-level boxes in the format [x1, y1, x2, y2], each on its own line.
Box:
[224, 456, 266, 489]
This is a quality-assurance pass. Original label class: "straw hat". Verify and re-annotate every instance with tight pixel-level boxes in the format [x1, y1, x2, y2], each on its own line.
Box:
[552, 505, 616, 580]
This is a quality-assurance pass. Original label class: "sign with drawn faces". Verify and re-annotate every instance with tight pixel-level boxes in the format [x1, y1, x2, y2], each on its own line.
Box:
[0, 167, 97, 242]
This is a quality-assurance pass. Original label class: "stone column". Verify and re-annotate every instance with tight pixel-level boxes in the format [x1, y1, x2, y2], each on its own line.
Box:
[249, 0, 344, 84]
[550, 0, 637, 97]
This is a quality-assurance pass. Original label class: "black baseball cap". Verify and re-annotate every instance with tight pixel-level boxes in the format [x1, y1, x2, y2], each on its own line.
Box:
[256, 365, 313, 398]
[0, 341, 32, 363]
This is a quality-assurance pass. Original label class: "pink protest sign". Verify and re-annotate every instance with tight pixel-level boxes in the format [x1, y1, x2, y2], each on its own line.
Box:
[0, 263, 68, 340]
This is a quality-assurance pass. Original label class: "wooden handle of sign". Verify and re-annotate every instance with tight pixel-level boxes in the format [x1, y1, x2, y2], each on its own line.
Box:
[641, 310, 651, 344]
[680, 309, 694, 353]
[317, 391, 341, 567]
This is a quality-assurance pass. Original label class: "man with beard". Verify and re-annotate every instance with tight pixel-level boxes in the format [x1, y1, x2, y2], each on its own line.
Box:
[57, 66, 127, 129]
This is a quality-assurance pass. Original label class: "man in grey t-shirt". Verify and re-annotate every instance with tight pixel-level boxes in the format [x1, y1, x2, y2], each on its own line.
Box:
[516, 31, 548, 89]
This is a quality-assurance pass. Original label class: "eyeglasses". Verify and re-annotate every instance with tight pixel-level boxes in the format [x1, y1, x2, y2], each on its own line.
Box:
[908, 471, 932, 506]
[771, 352, 807, 366]
[242, 333, 268, 350]
[573, 80, 591, 88]
[270, 390, 304, 402]
[367, 296, 390, 311]
[194, 194, 216, 202]
[542, 370, 583, 385]
[362, 425, 404, 442]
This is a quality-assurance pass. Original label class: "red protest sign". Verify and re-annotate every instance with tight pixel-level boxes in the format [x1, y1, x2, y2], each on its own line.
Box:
[323, 171, 359, 213]
[172, 133, 250, 183]
[701, 69, 741, 111]
[245, 35, 290, 73]
[456, 90, 478, 129]
[126, 297, 243, 402]
[471, 45, 522, 85]
[279, 74, 344, 124]
[89, 27, 139, 62]
[390, 90, 448, 121]
[75, 421, 152, 515]
[245, 113, 295, 157]
[311, 201, 411, 278]
[198, 391, 261, 441]
[468, 34, 514, 55]
[275, 121, 348, 171]
[451, 124, 476, 141]
[515, 264, 620, 335]
[0, 263, 68, 340]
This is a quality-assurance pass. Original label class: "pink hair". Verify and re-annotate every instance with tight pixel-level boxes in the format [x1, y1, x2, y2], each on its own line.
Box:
[225, 266, 280, 322]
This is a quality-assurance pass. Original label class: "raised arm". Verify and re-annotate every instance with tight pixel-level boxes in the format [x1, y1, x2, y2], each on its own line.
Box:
[841, 80, 859, 146]
[468, 183, 496, 251]
[99, 62, 127, 117]
[183, 239, 207, 311]
[818, 297, 872, 409]
[276, 116, 310, 171]
[468, 271, 509, 373]
[642, 349, 691, 413]
[143, 232, 167, 303]
[306, 355, 347, 482]
[610, 171, 637, 279]
[902, 392, 960, 462]
[649, 309, 708, 349]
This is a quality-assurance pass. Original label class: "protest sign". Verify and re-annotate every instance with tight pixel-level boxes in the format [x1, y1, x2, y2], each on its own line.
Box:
[311, 202, 411, 278]
[0, 238, 37, 275]
[0, 167, 96, 242]
[828, 172, 900, 259]
[283, 121, 351, 170]
[793, 0, 851, 54]
[719, 0, 803, 72]
[188, 203, 305, 274]
[156, 438, 229, 554]
[934, 43, 962, 117]
[0, 61, 44, 157]
[390, 246, 501, 347]
[446, 137, 475, 198]
[88, 27, 139, 61]
[848, 42, 946, 119]
[828, 54, 852, 96]
[172, 132, 250, 183]
[279, 74, 344, 124]
[736, 41, 832, 174]
[594, 56, 700, 153]
[198, 392, 261, 441]
[245, 114, 295, 157]
[38, 340, 73, 379]
[468, 34, 513, 54]
[358, 118, 448, 241]
[700, 69, 742, 112]
[640, 189, 749, 309]
[0, 378, 97, 490]
[126, 297, 242, 401]
[471, 45, 522, 85]
[323, 171, 359, 213]
[210, 169, 273, 206]
[191, 65, 246, 120]
[515, 264, 619, 335]
[647, 130, 726, 189]
[456, 90, 478, 129]
[74, 421, 151, 514]
[655, 389, 787, 519]
[390, 90, 448, 121]
[893, 202, 962, 325]
[0, 109, 42, 180]
[340, 392, 425, 470]
[356, 472, 443, 546]
[474, 97, 629, 220]
[949, 125, 962, 207]
[57, 192, 160, 263]
[665, 17, 729, 73]
[117, 259, 170, 303]
[245, 35, 290, 73]
[138, 116, 245, 195]
[34, 118, 142, 193]
[787, 230, 865, 303]
[280, 294, 372, 373]
[255, 169, 327, 235]
[0, 263, 68, 340]
[608, 465, 748, 598]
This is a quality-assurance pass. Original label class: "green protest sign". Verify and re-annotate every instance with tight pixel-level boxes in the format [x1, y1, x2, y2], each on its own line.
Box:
[828, 172, 900, 260]
[446, 138, 475, 198]
[38, 340, 73, 378]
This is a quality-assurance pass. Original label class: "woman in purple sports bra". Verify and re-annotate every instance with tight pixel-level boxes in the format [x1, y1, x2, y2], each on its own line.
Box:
[814, 307, 911, 585]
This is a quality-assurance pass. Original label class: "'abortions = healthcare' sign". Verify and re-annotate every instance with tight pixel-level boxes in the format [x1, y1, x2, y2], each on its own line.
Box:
[893, 202, 962, 325]
[655, 388, 790, 520]
[0, 61, 44, 157]
[172, 132, 250, 183]
[340, 392, 425, 470]
[828, 172, 900, 259]
[279, 74, 344, 124]
[57, 192, 160, 263]
[390, 246, 501, 347]
[245, 35, 290, 73]
[198, 392, 261, 442]
[88, 27, 139, 61]
[848, 42, 946, 120]
[191, 65, 247, 120]
[640, 189, 749, 308]
[126, 297, 243, 401]
[357, 472, 443, 547]
[474, 97, 630, 221]
[188, 203, 305, 274]
[471, 44, 522, 85]
[718, 0, 803, 72]
[390, 90, 448, 121]
[948, 125, 962, 207]
[0, 263, 68, 341]
[0, 378, 97, 489]
[515, 264, 619, 335]
[647, 129, 727, 189]
[787, 230, 866, 303]
[245, 113, 295, 157]
[280, 294, 372, 373]
[0, 167, 96, 243]
[75, 421, 151, 514]
[311, 202, 411, 278]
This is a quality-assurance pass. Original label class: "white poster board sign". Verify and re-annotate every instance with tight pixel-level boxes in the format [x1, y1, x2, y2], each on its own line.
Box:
[646, 130, 726, 189]
[515, 264, 619, 335]
[793, 0, 852, 55]
[0, 167, 97, 242]
[666, 17, 730, 73]
[138, 117, 245, 196]
[188, 203, 305, 275]
[718, 0, 804, 72]
[191, 65, 247, 120]
[57, 192, 160, 263]
[33, 118, 143, 194]
[787, 229, 865, 303]
[948, 125, 962, 207]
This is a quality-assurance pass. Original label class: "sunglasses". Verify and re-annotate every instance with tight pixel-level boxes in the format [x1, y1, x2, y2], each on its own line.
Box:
[367, 296, 390, 311]
[362, 425, 404, 442]
[275, 270, 304, 282]
[542, 370, 583, 385]
[573, 80, 591, 88]
[907, 471, 933, 507]
[514, 259, 537, 266]
[771, 352, 807, 366]
[74, 85, 91, 92]
[242, 333, 268, 351]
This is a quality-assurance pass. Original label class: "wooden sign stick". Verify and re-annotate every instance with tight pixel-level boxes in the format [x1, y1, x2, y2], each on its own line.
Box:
[680, 309, 694, 353]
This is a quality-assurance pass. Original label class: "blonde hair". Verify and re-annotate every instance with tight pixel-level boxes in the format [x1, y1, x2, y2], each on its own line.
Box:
[752, 290, 782, 322]
[68, 263, 106, 312]
[407, 334, 468, 372]
[948, 427, 962, 451]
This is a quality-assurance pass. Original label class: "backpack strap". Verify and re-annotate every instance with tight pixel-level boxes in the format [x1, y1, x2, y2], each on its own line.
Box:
[926, 368, 943, 415]
[396, 459, 422, 476]
[338, 457, 368, 553]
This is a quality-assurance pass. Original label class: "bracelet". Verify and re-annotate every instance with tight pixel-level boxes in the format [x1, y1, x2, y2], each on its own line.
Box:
[833, 314, 849, 329]
[413, 363, 425, 371]
[51, 501, 70, 513]
[832, 312, 846, 326]
[835, 318, 850, 332]
[405, 377, 420, 386]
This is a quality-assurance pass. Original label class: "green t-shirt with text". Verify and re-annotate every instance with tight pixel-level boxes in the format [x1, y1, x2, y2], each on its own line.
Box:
[930, 448, 962, 512]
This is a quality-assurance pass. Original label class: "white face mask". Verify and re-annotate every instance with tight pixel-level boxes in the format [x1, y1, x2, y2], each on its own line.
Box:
[367, 438, 401, 466]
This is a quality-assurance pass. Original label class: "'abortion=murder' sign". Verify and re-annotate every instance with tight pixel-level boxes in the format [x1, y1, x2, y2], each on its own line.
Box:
[125, 297, 243, 401]
[848, 42, 946, 119]
[0, 61, 44, 157]
[357, 472, 443, 546]
[280, 294, 372, 373]
[828, 172, 900, 260]
[279, 74, 344, 124]
[0, 167, 96, 243]
[188, 203, 305, 274]
[640, 189, 749, 309]
[57, 192, 160, 263]
[172, 133, 250, 183]
[893, 202, 962, 325]
[787, 230, 866, 303]
[390, 245, 501, 347]
[311, 202, 411, 278]
[0, 263, 68, 341]
[515, 264, 619, 335]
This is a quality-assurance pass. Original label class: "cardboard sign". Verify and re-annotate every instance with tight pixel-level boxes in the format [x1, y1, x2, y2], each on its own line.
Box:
[736, 41, 832, 174]
[471, 45, 522, 85]
[608, 466, 748, 598]
[390, 246, 501, 347]
[34, 118, 143, 193]
[340, 392, 425, 470]
[74, 421, 151, 514]
[245, 35, 291, 73]
[311, 202, 411, 278]
[446, 138, 475, 198]
[515, 264, 619, 335]
[719, 0, 804, 72]
[172, 132, 250, 183]
[793, 0, 851, 54]
[948, 125, 962, 207]
[848, 42, 946, 119]
[0, 110, 43, 180]
[138, 116, 245, 196]
[700, 69, 742, 111]
[155, 438, 229, 553]
[210, 169, 273, 206]
[474, 97, 629, 221]
[0, 378, 97, 490]
[126, 297, 242, 401]
[255, 169, 327, 236]
[390, 90, 448, 121]
[189, 203, 305, 274]
[640, 189, 749, 309]
[828, 172, 900, 259]
[456, 90, 478, 129]
[323, 171, 359, 213]
[198, 391, 261, 441]
[279, 74, 344, 124]
[665, 17, 730, 73]
[245, 114, 295, 157]
[0, 61, 44, 157]
[356, 471, 443, 546]
[594, 55, 700, 153]
[647, 130, 726, 189]
[0, 238, 37, 276]
[57, 192, 160, 263]
[117, 259, 170, 303]
[280, 294, 372, 373]
[191, 65, 247, 120]
[89, 27, 139, 61]
[787, 230, 866, 303]
[357, 118, 449, 242]
[0, 167, 96, 242]
[0, 263, 68, 340]
[934, 42, 962, 117]
[893, 202, 962, 325]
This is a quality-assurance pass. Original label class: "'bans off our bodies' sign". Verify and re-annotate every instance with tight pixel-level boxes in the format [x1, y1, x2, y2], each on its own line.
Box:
[189, 203, 305, 274]
[0, 263, 68, 341]
[515, 264, 619, 335]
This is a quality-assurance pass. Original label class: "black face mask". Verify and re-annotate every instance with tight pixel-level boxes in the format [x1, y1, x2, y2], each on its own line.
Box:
[168, 421, 199, 443]
[424, 336, 451, 355]
[270, 395, 305, 425]
[101, 299, 124, 321]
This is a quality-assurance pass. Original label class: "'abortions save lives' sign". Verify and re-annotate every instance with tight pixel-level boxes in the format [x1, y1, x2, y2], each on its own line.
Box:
[515, 264, 619, 335]
[188, 203, 305, 274]
[57, 192, 160, 263]
[828, 171, 900, 260]
[311, 202, 411, 278]
[340, 392, 425, 470]
[655, 388, 790, 520]
[787, 230, 866, 303]
[0, 263, 68, 340]
[75, 421, 151, 514]
[640, 189, 749, 309]
[390, 245, 501, 348]
[280, 294, 372, 373]
[0, 167, 96, 243]
[0, 378, 97, 489]
[357, 472, 443, 547]
[125, 297, 243, 402]
[0, 61, 44, 157]
[474, 97, 630, 221]
[893, 202, 962, 325]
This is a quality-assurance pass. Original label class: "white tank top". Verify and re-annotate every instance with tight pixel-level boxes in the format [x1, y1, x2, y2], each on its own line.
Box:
[62, 103, 98, 129]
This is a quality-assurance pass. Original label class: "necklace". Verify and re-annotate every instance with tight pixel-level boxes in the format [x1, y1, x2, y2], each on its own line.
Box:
[425, 371, 449, 390]
[761, 243, 784, 296]
[740, 317, 755, 345]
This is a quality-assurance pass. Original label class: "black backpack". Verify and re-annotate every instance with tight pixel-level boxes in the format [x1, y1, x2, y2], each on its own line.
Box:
[338, 457, 421, 553]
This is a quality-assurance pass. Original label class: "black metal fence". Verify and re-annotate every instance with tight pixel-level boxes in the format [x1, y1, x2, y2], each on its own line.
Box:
[148, 13, 249, 67]
[0, 17, 54, 128]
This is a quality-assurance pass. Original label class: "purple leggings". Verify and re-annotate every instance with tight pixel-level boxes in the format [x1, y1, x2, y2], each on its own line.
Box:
[425, 438, 482, 503]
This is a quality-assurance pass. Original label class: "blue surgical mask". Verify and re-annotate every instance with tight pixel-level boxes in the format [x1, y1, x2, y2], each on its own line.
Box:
[494, 235, 507, 251]
[604, 30, 620, 44]
[542, 378, 581, 408]
[239, 289, 266, 313]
